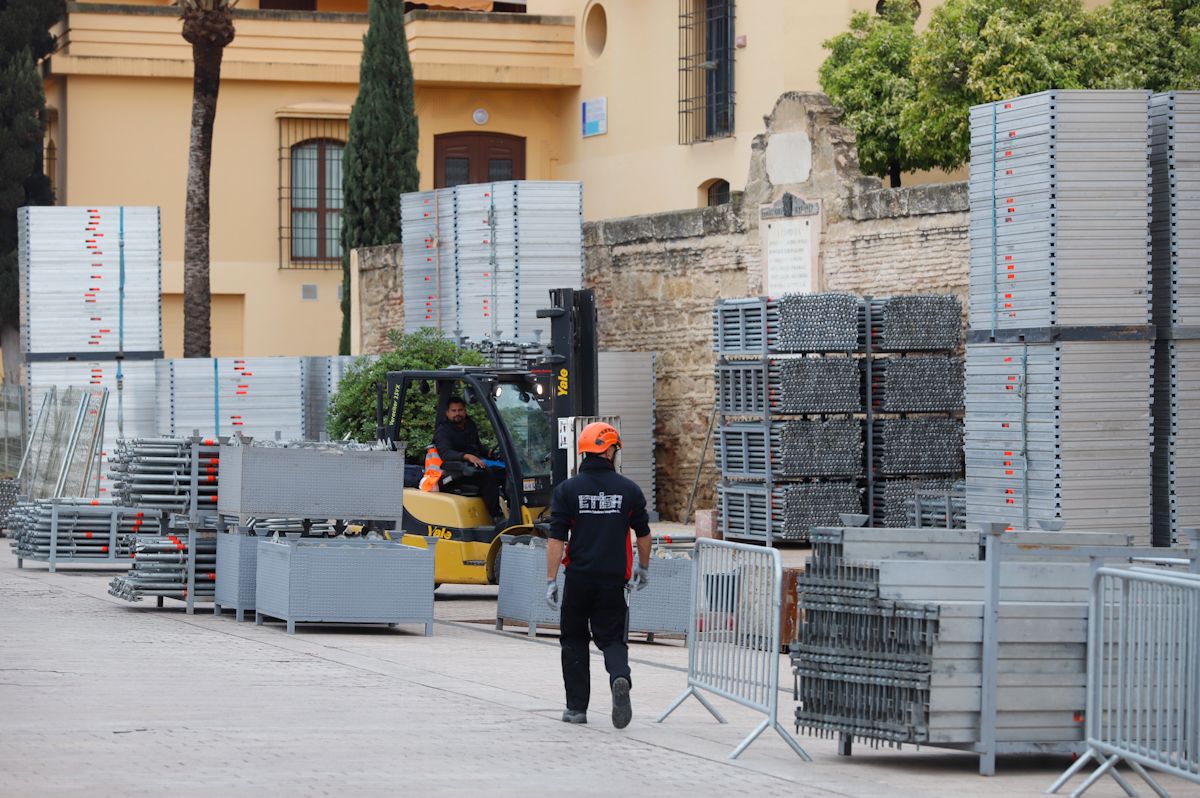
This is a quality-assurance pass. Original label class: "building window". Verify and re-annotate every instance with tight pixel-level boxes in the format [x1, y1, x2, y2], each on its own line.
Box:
[43, 108, 58, 200]
[279, 116, 348, 269]
[702, 178, 730, 207]
[678, 0, 735, 145]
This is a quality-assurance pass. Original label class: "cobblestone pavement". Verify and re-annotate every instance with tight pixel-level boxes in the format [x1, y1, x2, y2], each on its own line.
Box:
[0, 558, 1186, 798]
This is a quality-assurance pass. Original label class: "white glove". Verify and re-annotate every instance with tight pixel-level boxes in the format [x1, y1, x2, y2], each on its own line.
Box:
[545, 579, 560, 610]
[631, 562, 650, 591]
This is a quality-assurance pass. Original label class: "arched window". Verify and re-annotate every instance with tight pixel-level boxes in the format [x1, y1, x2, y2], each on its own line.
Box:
[700, 178, 730, 207]
[290, 138, 344, 263]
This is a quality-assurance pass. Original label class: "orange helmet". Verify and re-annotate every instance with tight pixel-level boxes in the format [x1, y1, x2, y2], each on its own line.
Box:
[578, 421, 621, 454]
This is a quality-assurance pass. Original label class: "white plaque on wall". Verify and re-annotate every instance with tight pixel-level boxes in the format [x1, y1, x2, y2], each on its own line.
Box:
[760, 195, 821, 295]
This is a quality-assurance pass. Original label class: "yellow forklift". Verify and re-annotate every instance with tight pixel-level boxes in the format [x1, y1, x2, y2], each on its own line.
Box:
[375, 289, 599, 586]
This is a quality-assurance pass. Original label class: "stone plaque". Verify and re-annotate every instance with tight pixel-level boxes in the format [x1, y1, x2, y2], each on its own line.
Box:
[761, 200, 821, 295]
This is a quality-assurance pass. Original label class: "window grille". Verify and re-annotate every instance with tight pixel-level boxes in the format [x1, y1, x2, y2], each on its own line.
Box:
[278, 116, 348, 269]
[706, 179, 730, 206]
[678, 0, 735, 145]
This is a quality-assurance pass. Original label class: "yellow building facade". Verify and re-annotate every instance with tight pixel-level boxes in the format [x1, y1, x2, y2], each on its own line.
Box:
[40, 0, 1102, 359]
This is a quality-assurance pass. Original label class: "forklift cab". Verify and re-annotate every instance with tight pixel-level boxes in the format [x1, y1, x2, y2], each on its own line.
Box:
[380, 367, 556, 584]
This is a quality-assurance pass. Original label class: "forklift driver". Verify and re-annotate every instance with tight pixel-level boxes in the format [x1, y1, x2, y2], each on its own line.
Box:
[433, 396, 503, 519]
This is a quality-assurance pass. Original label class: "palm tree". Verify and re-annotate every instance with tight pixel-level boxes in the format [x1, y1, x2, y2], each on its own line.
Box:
[178, 0, 235, 357]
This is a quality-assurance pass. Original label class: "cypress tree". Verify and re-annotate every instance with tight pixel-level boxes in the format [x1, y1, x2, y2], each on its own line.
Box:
[0, 0, 62, 357]
[340, 0, 419, 355]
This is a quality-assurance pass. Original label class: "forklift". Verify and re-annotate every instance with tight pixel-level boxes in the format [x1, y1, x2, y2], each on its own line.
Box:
[375, 288, 600, 586]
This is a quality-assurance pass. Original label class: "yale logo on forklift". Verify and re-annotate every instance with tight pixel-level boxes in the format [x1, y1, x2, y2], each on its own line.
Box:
[557, 368, 569, 397]
[427, 525, 454, 539]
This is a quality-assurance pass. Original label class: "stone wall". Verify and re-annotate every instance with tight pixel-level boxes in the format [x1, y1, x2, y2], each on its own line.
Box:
[584, 202, 755, 523]
[824, 183, 969, 306]
[357, 244, 404, 355]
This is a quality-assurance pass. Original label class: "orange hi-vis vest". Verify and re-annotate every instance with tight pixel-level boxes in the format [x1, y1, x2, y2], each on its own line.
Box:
[419, 446, 443, 492]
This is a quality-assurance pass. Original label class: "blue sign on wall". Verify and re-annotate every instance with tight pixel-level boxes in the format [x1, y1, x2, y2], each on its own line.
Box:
[582, 97, 608, 138]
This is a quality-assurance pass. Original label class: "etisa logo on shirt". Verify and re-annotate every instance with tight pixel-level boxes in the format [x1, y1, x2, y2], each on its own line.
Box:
[578, 492, 623, 513]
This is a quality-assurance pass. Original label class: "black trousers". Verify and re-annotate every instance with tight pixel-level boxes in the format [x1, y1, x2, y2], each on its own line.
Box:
[560, 574, 630, 712]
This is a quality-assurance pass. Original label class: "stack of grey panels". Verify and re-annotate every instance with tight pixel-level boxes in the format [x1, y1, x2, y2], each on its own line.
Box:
[156, 357, 305, 441]
[968, 90, 1152, 331]
[906, 481, 967, 529]
[399, 181, 583, 343]
[1150, 92, 1200, 330]
[401, 188, 457, 330]
[513, 181, 583, 341]
[1153, 339, 1200, 545]
[474, 340, 550, 371]
[792, 526, 1093, 747]
[598, 351, 658, 520]
[965, 341, 1153, 540]
[456, 182, 518, 339]
[1150, 92, 1200, 546]
[17, 206, 162, 357]
[303, 355, 363, 441]
[715, 357, 861, 415]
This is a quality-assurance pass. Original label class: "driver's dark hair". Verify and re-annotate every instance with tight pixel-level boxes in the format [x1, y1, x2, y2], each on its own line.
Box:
[446, 396, 466, 409]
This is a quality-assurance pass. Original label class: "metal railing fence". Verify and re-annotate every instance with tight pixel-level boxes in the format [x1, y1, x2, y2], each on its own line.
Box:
[1049, 566, 1200, 797]
[656, 538, 810, 760]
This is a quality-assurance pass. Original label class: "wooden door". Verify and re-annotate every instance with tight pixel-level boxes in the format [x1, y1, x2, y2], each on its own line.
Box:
[434, 132, 526, 188]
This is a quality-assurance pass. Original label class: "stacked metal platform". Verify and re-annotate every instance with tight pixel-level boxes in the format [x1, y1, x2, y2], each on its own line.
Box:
[968, 90, 1153, 330]
[966, 90, 1157, 543]
[107, 533, 217, 602]
[966, 341, 1153, 539]
[8, 499, 160, 562]
[400, 181, 583, 343]
[1150, 92, 1200, 545]
[791, 526, 1093, 748]
[17, 206, 162, 357]
[873, 478, 961, 528]
[905, 481, 967, 529]
[108, 438, 221, 514]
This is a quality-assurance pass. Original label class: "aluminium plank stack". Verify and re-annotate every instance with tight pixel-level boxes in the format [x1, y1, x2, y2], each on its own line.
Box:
[399, 181, 583, 343]
[968, 90, 1152, 331]
[966, 91, 1155, 543]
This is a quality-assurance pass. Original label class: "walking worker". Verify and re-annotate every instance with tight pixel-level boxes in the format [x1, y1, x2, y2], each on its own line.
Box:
[545, 421, 651, 729]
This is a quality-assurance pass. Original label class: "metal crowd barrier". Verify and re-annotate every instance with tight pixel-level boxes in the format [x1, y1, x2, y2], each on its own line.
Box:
[1049, 566, 1200, 797]
[656, 538, 810, 761]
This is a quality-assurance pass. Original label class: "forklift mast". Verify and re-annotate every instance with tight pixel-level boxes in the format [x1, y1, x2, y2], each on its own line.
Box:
[535, 288, 598, 485]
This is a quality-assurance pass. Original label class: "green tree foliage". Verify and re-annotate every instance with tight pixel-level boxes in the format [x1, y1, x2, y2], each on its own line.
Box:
[819, 0, 923, 187]
[326, 328, 485, 452]
[340, 0, 419, 355]
[899, 0, 1094, 170]
[1088, 0, 1200, 91]
[0, 0, 62, 334]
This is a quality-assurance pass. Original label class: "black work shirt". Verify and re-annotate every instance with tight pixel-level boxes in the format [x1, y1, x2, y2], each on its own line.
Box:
[549, 456, 651, 584]
[433, 416, 487, 462]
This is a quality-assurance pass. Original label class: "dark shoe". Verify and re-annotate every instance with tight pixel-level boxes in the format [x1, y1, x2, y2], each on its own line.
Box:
[611, 677, 632, 729]
[561, 709, 587, 724]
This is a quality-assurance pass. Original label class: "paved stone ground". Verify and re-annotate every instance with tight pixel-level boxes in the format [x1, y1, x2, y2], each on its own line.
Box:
[1, 553, 1191, 798]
